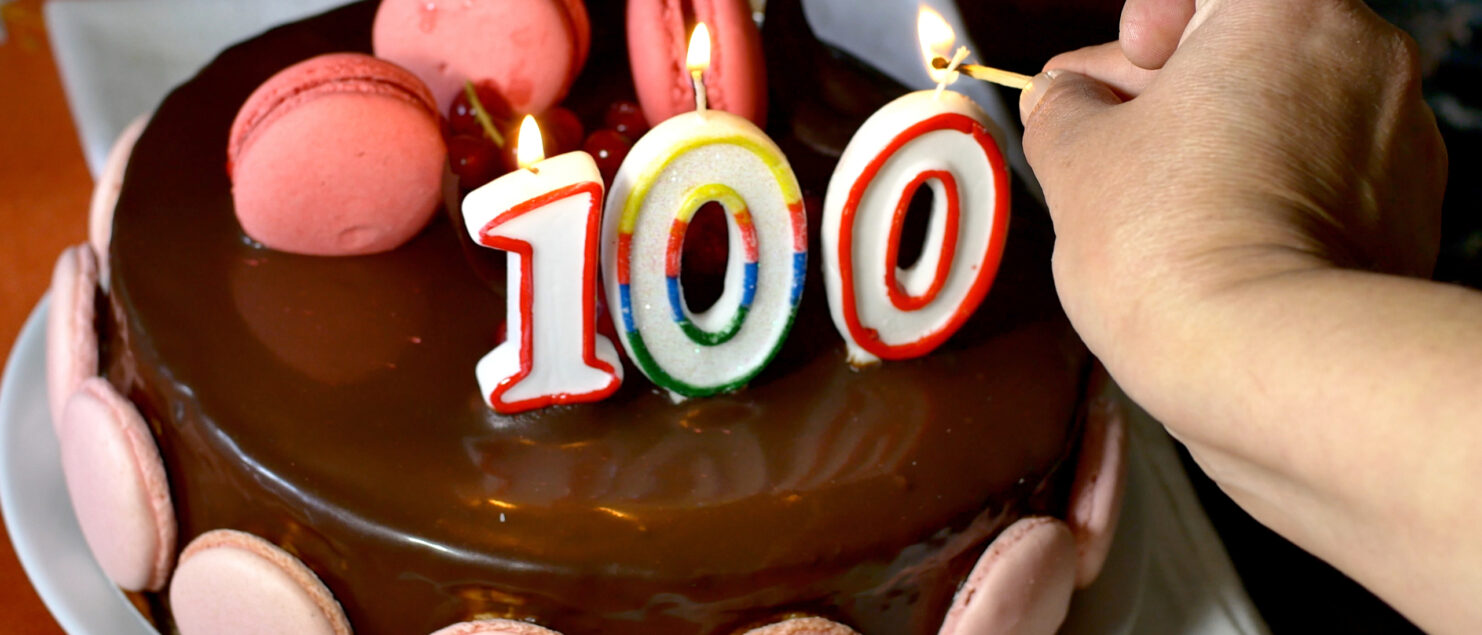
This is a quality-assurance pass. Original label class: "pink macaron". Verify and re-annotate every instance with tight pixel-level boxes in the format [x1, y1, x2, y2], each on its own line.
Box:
[57, 378, 176, 592]
[627, 0, 767, 127]
[430, 619, 564, 635]
[46, 245, 99, 430]
[170, 529, 351, 635]
[1067, 368, 1128, 587]
[744, 617, 860, 635]
[373, 0, 590, 116]
[937, 516, 1078, 635]
[89, 114, 148, 284]
[229, 52, 445, 256]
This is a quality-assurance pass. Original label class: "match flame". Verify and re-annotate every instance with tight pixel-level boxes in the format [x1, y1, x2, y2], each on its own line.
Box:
[516, 115, 543, 169]
[687, 23, 712, 73]
[917, 6, 955, 83]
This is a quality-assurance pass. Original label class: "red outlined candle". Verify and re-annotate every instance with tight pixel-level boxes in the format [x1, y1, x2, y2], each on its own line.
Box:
[462, 117, 622, 414]
[821, 89, 1010, 366]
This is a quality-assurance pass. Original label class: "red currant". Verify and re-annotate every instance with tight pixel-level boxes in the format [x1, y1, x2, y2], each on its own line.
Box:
[498, 129, 523, 171]
[447, 134, 504, 188]
[582, 129, 633, 184]
[447, 82, 514, 142]
[603, 101, 649, 140]
[539, 107, 585, 157]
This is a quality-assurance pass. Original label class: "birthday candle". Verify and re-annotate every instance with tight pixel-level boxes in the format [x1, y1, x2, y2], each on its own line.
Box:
[463, 116, 623, 414]
[602, 24, 807, 400]
[820, 8, 1011, 366]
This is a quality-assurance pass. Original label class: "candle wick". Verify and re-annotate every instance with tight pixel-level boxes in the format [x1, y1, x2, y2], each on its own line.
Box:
[692, 70, 708, 112]
[933, 46, 970, 99]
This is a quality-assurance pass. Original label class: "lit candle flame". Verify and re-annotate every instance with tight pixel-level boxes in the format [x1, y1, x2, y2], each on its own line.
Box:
[516, 115, 544, 170]
[687, 23, 712, 111]
[687, 23, 712, 73]
[917, 6, 956, 84]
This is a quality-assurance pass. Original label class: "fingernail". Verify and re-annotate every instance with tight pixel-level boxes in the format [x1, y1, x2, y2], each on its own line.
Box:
[1019, 70, 1061, 125]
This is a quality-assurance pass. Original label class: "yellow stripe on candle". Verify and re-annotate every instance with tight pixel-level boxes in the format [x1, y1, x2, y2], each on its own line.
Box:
[676, 183, 747, 224]
[620, 132, 801, 234]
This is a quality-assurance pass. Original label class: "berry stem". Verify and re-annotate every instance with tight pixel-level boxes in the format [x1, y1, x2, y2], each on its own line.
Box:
[464, 81, 506, 148]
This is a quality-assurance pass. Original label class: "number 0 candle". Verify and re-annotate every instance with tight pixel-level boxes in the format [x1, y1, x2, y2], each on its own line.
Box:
[463, 116, 623, 414]
[820, 8, 1011, 366]
[603, 24, 807, 400]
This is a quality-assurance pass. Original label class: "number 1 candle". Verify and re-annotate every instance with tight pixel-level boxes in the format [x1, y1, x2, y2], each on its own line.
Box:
[603, 24, 807, 400]
[820, 7, 1011, 366]
[463, 116, 623, 414]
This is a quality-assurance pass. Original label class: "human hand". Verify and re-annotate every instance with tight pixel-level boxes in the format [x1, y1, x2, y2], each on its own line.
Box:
[1014, 3, 1482, 632]
[1018, 0, 1446, 384]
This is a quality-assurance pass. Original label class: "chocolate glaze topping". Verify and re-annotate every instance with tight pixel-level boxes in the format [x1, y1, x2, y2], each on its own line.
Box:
[104, 2, 1088, 633]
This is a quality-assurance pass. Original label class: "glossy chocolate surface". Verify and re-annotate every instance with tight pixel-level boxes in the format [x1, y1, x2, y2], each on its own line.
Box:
[103, 2, 1087, 633]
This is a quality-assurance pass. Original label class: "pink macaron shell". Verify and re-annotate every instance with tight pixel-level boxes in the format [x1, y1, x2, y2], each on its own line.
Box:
[743, 617, 861, 635]
[936, 516, 1078, 635]
[230, 54, 445, 256]
[1067, 369, 1128, 587]
[57, 378, 175, 592]
[429, 619, 564, 635]
[171, 529, 351, 635]
[627, 0, 767, 127]
[372, 0, 588, 115]
[229, 53, 438, 171]
[557, 0, 590, 72]
[46, 245, 99, 429]
[89, 114, 148, 281]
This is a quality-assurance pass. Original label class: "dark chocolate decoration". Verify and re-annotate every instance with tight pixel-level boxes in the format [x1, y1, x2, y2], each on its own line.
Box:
[104, 2, 1087, 633]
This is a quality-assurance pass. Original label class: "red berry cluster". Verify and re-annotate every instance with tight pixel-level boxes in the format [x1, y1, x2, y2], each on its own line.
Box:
[444, 82, 586, 189]
[583, 100, 648, 185]
[443, 83, 654, 191]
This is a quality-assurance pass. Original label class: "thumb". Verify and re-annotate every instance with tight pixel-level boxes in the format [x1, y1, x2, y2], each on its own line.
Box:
[1019, 70, 1125, 191]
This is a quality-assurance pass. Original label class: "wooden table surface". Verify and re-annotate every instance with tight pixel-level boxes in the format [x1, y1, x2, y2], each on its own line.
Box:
[1, 1, 93, 632]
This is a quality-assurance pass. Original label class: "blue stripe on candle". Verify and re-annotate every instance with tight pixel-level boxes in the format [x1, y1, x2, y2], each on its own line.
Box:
[619, 283, 637, 333]
[789, 252, 806, 306]
[741, 262, 758, 309]
[666, 276, 686, 323]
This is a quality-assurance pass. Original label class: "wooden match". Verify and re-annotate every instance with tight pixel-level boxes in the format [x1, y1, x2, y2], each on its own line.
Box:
[932, 57, 1033, 90]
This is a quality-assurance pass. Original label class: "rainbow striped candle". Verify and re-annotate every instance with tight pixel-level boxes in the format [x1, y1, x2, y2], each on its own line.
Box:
[603, 110, 807, 399]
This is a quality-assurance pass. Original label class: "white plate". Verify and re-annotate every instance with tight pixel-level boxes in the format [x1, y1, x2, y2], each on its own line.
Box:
[0, 300, 156, 635]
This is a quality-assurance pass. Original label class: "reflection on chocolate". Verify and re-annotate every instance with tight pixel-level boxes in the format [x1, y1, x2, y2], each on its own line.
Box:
[464, 367, 925, 511]
[102, 2, 1089, 634]
[775, 361, 928, 492]
[230, 249, 432, 385]
[441, 165, 508, 296]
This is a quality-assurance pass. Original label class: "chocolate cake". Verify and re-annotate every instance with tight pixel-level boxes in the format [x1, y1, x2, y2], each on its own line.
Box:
[92, 1, 1092, 633]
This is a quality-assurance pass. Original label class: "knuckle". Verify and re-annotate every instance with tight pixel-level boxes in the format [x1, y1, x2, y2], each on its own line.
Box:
[1385, 29, 1424, 83]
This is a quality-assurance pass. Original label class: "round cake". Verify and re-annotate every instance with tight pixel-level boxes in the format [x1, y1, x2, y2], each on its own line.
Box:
[70, 1, 1103, 633]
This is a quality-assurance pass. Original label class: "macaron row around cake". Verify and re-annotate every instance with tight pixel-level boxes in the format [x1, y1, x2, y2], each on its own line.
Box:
[40, 1, 1127, 633]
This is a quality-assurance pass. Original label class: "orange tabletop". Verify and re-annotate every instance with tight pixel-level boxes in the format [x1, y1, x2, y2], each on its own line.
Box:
[0, 0, 92, 632]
